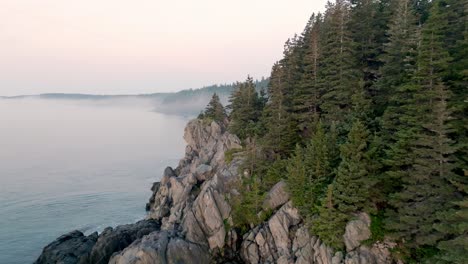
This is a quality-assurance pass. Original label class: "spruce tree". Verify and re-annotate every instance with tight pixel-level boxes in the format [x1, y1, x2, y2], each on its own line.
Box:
[286, 145, 308, 213]
[286, 121, 332, 216]
[386, 1, 459, 256]
[313, 120, 375, 249]
[377, 0, 419, 116]
[292, 14, 323, 139]
[303, 120, 333, 212]
[333, 120, 375, 215]
[262, 63, 298, 157]
[202, 93, 226, 123]
[318, 0, 360, 127]
[436, 177, 468, 263]
[349, 0, 391, 103]
[228, 76, 264, 139]
[312, 185, 348, 249]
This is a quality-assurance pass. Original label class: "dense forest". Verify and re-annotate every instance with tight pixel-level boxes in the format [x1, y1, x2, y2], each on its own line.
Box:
[199, 0, 467, 263]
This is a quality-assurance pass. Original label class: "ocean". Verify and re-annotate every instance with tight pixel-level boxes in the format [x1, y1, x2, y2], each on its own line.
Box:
[0, 98, 188, 264]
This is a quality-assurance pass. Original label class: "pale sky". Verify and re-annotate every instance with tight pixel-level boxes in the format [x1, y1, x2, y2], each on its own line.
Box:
[0, 0, 327, 96]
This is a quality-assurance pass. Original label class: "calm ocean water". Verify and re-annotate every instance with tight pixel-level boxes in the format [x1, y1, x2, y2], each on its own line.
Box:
[0, 98, 188, 264]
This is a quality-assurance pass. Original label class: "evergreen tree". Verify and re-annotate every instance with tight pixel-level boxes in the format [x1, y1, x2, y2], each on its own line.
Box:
[444, 0, 468, 175]
[286, 121, 333, 216]
[312, 185, 348, 249]
[286, 145, 308, 213]
[333, 120, 375, 215]
[262, 63, 298, 157]
[318, 0, 360, 126]
[379, 0, 421, 199]
[202, 93, 226, 123]
[292, 14, 323, 139]
[436, 174, 468, 263]
[228, 76, 265, 139]
[386, 2, 459, 257]
[313, 120, 375, 249]
[377, 0, 419, 115]
[303, 121, 333, 212]
[349, 0, 391, 102]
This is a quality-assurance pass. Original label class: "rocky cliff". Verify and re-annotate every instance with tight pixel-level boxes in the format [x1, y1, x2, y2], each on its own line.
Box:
[36, 119, 397, 264]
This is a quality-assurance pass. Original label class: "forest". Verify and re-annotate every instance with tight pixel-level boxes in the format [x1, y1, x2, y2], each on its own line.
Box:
[200, 0, 466, 263]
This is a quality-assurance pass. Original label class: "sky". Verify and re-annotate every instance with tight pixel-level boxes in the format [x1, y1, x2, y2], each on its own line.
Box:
[0, 0, 327, 96]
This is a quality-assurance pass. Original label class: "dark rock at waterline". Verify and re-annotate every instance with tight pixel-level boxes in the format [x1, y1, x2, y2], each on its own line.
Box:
[34, 230, 98, 264]
[88, 219, 161, 264]
[35, 220, 160, 264]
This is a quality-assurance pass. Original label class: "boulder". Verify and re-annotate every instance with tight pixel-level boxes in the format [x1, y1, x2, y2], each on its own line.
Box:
[109, 231, 211, 264]
[263, 180, 290, 211]
[344, 213, 371, 252]
[88, 220, 160, 264]
[34, 230, 97, 264]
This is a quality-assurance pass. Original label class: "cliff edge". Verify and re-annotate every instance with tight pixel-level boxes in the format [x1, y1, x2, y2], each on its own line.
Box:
[36, 119, 396, 264]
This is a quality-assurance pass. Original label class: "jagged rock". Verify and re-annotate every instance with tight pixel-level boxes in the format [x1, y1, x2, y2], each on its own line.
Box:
[109, 231, 211, 264]
[344, 213, 371, 252]
[194, 164, 212, 181]
[240, 202, 301, 263]
[269, 201, 301, 258]
[37, 119, 396, 264]
[88, 220, 160, 264]
[34, 230, 98, 264]
[263, 180, 290, 211]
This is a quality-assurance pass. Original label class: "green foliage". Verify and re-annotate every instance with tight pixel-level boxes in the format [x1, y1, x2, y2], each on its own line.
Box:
[384, 3, 460, 259]
[228, 76, 266, 140]
[231, 174, 265, 234]
[311, 185, 347, 249]
[286, 121, 333, 216]
[224, 0, 466, 261]
[200, 93, 226, 123]
[224, 148, 243, 165]
[365, 211, 386, 244]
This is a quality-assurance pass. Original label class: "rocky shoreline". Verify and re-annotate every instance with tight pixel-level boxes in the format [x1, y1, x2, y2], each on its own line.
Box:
[36, 119, 396, 264]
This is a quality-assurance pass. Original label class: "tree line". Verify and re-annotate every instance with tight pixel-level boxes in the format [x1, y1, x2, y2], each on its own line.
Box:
[198, 0, 466, 262]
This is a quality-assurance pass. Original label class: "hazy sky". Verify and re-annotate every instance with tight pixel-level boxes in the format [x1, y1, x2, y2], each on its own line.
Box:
[0, 0, 327, 96]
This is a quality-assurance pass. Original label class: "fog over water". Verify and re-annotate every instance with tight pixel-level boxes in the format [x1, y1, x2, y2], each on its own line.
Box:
[0, 98, 188, 264]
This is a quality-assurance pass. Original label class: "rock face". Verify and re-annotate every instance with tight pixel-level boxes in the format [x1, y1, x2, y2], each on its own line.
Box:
[35, 231, 98, 264]
[88, 220, 161, 264]
[240, 208, 393, 264]
[344, 213, 372, 252]
[36, 119, 396, 264]
[262, 180, 290, 211]
[35, 220, 160, 264]
[145, 119, 243, 253]
[109, 231, 211, 264]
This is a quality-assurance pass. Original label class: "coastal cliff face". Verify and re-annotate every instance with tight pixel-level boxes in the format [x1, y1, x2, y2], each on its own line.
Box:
[36, 120, 396, 264]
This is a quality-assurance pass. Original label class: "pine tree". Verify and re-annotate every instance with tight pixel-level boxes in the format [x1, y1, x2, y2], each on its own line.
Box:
[349, 0, 391, 102]
[436, 175, 468, 263]
[312, 184, 348, 249]
[286, 121, 333, 216]
[292, 14, 323, 139]
[262, 63, 298, 157]
[318, 0, 360, 127]
[303, 121, 333, 212]
[202, 93, 226, 123]
[377, 0, 419, 116]
[333, 120, 375, 215]
[286, 145, 308, 213]
[312, 120, 375, 249]
[228, 76, 265, 139]
[379, 0, 421, 199]
[386, 1, 459, 256]
[444, 0, 468, 176]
